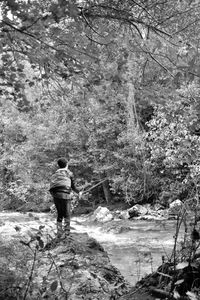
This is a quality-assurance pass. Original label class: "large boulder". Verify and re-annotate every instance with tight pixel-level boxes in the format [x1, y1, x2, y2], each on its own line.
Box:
[90, 206, 114, 223]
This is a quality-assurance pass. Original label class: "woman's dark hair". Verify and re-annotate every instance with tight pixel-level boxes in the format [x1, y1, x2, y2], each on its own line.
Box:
[57, 158, 67, 168]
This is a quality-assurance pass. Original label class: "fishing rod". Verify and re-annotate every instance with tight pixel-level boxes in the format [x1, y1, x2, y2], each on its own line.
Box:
[65, 160, 109, 196]
[80, 178, 108, 196]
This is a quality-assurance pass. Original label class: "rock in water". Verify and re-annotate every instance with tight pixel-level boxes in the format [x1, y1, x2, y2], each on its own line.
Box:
[169, 199, 183, 215]
[90, 206, 114, 223]
[120, 210, 130, 220]
[128, 204, 148, 218]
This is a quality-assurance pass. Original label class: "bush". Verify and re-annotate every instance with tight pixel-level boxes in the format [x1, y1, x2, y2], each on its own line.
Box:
[145, 96, 200, 206]
[0, 239, 30, 299]
[0, 181, 51, 212]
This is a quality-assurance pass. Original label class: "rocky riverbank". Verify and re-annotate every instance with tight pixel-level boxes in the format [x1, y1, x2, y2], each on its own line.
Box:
[77, 200, 183, 227]
[0, 212, 131, 300]
[0, 199, 186, 300]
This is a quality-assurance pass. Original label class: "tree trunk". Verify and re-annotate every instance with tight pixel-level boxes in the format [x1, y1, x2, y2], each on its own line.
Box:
[102, 178, 112, 203]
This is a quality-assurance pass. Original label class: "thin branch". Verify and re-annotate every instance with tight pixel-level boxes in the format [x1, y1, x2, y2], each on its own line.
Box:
[148, 25, 172, 38]
[173, 18, 200, 35]
[85, 34, 113, 46]
[188, 71, 200, 79]
[2, 20, 57, 51]
[55, 40, 99, 61]
[131, 38, 175, 77]
[80, 8, 106, 38]
[23, 245, 37, 300]
[84, 5, 143, 39]
[47, 252, 68, 294]
[3, 20, 99, 62]
[129, 0, 159, 23]
[142, 58, 148, 81]
[82, 9, 172, 37]
[156, 271, 172, 279]
[149, 30, 179, 48]
[128, 21, 143, 39]
[157, 4, 200, 27]
[87, 4, 131, 16]
[20, 17, 41, 31]
[147, 53, 174, 77]
[153, 52, 177, 67]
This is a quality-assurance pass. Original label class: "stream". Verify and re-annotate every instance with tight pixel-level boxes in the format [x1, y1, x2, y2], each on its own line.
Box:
[74, 217, 183, 285]
[0, 212, 183, 285]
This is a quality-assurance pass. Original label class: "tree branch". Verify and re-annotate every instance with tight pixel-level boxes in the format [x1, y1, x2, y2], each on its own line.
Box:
[173, 18, 200, 35]
[148, 53, 174, 78]
[82, 8, 172, 38]
[129, 0, 159, 23]
[85, 34, 113, 46]
[2, 19, 99, 65]
[80, 8, 106, 38]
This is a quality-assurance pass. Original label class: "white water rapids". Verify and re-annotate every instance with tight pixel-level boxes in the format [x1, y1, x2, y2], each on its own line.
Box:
[0, 212, 183, 285]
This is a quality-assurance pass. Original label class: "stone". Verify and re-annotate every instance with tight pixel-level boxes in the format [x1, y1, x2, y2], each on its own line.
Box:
[119, 210, 130, 220]
[103, 224, 133, 234]
[144, 204, 152, 213]
[169, 199, 183, 215]
[135, 215, 166, 221]
[158, 209, 169, 218]
[112, 210, 123, 221]
[154, 203, 165, 211]
[117, 226, 133, 234]
[128, 204, 148, 218]
[87, 237, 105, 252]
[90, 206, 114, 223]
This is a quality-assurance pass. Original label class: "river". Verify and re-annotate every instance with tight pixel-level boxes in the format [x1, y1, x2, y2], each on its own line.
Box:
[0, 212, 183, 285]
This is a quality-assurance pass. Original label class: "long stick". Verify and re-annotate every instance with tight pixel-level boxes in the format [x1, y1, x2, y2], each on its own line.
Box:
[82, 178, 108, 194]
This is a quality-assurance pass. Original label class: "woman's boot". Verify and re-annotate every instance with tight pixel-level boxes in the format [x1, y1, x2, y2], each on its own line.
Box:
[63, 218, 70, 237]
[57, 221, 63, 238]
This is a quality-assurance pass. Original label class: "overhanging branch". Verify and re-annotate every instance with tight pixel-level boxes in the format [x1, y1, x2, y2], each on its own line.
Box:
[81, 7, 172, 38]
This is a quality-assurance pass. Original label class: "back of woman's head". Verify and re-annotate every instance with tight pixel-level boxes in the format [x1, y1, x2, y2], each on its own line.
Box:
[57, 158, 67, 168]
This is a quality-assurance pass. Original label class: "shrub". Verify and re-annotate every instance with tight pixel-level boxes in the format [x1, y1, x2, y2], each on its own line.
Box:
[145, 96, 200, 206]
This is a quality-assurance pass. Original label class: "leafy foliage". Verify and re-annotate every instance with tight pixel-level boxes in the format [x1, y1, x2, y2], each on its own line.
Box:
[0, 0, 200, 209]
[145, 86, 200, 205]
[1, 2, 200, 299]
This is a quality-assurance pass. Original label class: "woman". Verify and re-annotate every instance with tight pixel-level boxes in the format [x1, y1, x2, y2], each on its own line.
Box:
[49, 157, 79, 238]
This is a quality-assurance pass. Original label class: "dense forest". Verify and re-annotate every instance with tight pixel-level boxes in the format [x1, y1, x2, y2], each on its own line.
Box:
[1, 1, 200, 300]
[0, 0, 200, 212]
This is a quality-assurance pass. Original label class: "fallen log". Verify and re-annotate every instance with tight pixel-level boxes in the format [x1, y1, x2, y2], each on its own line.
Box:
[149, 287, 172, 299]
[149, 287, 189, 300]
